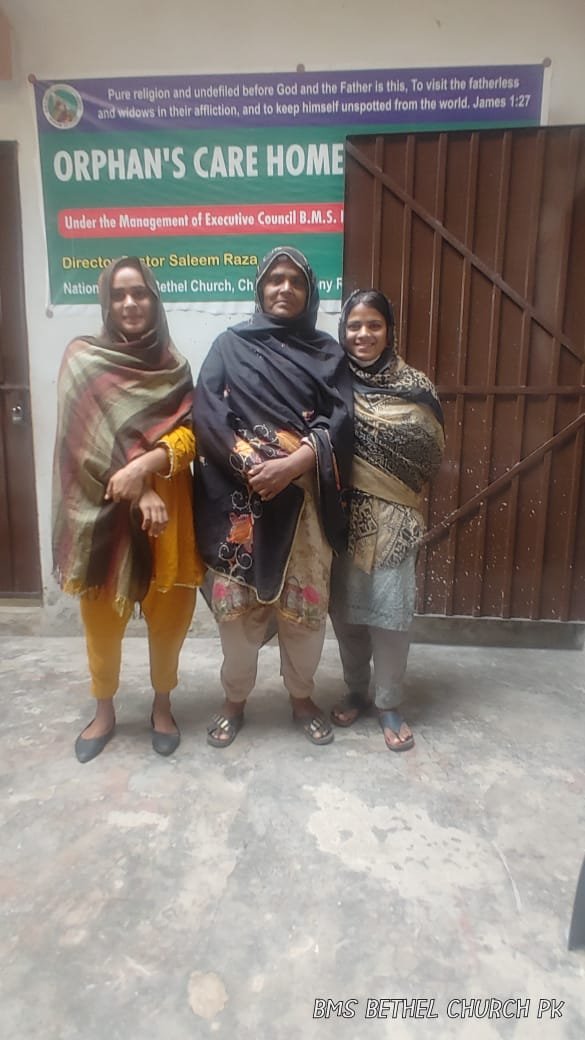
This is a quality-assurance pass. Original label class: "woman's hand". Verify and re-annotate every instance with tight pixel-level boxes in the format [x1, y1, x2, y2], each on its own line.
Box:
[248, 458, 293, 500]
[105, 457, 149, 503]
[105, 445, 170, 503]
[248, 444, 314, 501]
[137, 488, 168, 537]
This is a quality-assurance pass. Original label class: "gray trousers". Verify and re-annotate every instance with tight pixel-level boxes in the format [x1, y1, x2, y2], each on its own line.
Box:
[330, 615, 411, 710]
[218, 605, 326, 703]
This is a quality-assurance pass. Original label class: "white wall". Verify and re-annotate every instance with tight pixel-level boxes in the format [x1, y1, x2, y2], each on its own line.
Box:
[0, 0, 584, 619]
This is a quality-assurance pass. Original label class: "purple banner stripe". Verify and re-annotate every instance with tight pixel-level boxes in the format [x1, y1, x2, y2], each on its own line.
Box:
[33, 65, 544, 133]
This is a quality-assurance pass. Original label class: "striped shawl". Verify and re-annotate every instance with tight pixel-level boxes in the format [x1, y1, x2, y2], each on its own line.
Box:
[52, 261, 193, 612]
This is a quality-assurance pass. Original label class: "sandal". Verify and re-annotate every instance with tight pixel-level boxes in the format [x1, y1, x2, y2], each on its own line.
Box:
[206, 712, 245, 749]
[293, 713, 334, 746]
[377, 710, 414, 753]
[330, 691, 373, 727]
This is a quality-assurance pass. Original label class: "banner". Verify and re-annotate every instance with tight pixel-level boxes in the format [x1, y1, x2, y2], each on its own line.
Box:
[32, 65, 545, 308]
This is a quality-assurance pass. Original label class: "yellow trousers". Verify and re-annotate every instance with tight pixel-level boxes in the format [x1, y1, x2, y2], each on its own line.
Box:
[80, 585, 196, 700]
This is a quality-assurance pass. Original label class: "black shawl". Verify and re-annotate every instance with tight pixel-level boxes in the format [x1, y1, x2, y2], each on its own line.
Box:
[194, 248, 353, 601]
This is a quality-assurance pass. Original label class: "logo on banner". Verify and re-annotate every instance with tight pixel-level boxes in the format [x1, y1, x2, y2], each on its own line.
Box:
[42, 84, 83, 129]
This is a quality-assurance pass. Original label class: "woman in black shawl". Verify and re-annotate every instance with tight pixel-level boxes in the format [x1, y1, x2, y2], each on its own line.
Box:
[195, 247, 353, 746]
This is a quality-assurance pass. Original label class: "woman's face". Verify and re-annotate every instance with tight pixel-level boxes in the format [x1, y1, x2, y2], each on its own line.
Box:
[109, 266, 156, 340]
[344, 303, 389, 365]
[260, 259, 308, 319]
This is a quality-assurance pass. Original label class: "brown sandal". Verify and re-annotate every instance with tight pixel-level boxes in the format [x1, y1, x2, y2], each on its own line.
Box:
[206, 712, 245, 748]
[293, 713, 334, 746]
[330, 692, 373, 727]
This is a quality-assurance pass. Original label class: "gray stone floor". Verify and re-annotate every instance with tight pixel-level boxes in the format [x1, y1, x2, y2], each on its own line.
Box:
[1, 634, 584, 1040]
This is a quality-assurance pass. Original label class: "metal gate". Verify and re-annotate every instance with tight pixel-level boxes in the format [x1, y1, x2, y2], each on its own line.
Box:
[343, 126, 585, 621]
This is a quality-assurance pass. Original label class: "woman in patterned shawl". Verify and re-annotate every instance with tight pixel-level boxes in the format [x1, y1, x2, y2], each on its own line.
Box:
[195, 246, 353, 747]
[329, 290, 444, 751]
[53, 257, 205, 763]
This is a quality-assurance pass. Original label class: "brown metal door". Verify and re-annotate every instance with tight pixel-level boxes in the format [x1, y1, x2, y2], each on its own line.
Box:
[0, 143, 41, 598]
[343, 126, 585, 621]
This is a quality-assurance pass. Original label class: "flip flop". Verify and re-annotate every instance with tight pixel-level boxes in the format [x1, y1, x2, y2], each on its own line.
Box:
[206, 712, 245, 748]
[293, 713, 334, 746]
[377, 710, 414, 752]
[330, 691, 373, 727]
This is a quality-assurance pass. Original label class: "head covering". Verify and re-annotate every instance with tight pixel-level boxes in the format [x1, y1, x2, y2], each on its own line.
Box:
[339, 288, 399, 374]
[234, 245, 328, 349]
[339, 288, 443, 423]
[194, 247, 354, 601]
[52, 257, 194, 612]
[255, 245, 319, 328]
[337, 289, 444, 573]
[87, 255, 169, 365]
[96, 253, 164, 343]
[339, 288, 395, 345]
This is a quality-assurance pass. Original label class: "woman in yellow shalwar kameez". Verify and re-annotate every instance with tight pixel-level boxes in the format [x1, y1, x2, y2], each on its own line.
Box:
[52, 257, 205, 763]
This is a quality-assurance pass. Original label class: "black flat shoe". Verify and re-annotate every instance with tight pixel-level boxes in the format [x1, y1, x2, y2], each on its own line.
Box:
[150, 714, 180, 756]
[75, 723, 115, 764]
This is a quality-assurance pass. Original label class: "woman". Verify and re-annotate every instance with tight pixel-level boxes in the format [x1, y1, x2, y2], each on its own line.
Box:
[53, 257, 205, 763]
[329, 290, 444, 751]
[194, 246, 353, 747]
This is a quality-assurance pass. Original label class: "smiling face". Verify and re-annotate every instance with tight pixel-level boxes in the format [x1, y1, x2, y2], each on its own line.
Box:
[109, 265, 156, 340]
[343, 302, 389, 365]
[259, 258, 308, 319]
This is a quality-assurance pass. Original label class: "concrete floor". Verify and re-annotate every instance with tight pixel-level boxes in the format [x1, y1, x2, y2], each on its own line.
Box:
[1, 633, 584, 1040]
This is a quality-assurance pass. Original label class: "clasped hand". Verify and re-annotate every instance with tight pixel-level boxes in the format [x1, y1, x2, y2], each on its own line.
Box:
[105, 457, 147, 503]
[105, 459, 167, 536]
[247, 458, 292, 501]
